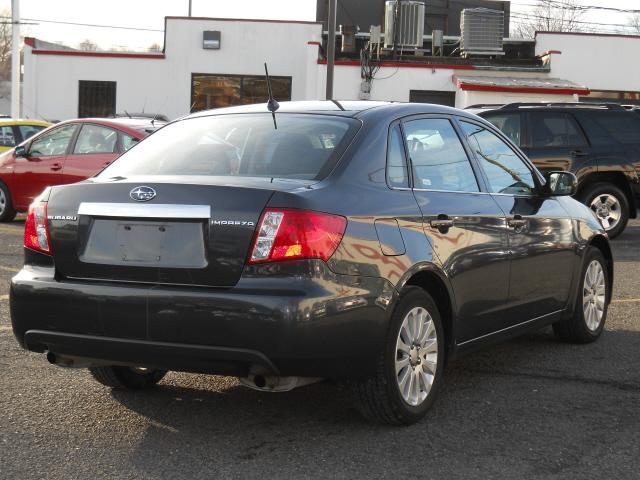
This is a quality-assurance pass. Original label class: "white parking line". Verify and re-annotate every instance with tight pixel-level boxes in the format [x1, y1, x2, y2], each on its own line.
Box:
[0, 294, 8, 302]
[0, 265, 19, 273]
[0, 325, 11, 332]
[611, 298, 640, 304]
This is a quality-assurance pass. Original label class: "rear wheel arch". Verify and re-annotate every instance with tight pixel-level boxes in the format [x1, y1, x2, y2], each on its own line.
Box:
[577, 171, 637, 218]
[588, 235, 613, 303]
[402, 268, 455, 357]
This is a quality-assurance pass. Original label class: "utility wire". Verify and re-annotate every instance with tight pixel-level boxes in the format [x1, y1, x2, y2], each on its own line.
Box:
[0, 16, 163, 32]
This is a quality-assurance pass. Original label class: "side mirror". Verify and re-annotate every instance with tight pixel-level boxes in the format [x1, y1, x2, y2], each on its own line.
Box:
[14, 145, 26, 157]
[545, 171, 577, 197]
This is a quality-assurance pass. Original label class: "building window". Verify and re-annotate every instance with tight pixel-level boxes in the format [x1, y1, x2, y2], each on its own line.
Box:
[78, 81, 116, 118]
[191, 73, 292, 112]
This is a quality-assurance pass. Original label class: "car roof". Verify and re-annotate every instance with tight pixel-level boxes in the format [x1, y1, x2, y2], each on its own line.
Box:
[0, 119, 51, 126]
[54, 117, 165, 137]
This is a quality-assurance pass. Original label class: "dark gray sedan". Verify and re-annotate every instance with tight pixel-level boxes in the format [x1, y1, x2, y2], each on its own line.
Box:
[11, 101, 612, 425]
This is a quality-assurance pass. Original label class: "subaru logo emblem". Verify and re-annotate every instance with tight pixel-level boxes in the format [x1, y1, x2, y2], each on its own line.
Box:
[130, 186, 156, 202]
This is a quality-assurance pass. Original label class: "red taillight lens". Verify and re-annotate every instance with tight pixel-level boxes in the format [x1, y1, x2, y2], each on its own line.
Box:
[24, 202, 51, 255]
[249, 209, 347, 264]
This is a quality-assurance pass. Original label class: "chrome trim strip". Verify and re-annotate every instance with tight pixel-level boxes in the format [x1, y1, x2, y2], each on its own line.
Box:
[456, 309, 564, 347]
[78, 203, 211, 219]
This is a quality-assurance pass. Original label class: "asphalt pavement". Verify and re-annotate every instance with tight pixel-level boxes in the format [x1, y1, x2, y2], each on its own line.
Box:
[1, 215, 639, 479]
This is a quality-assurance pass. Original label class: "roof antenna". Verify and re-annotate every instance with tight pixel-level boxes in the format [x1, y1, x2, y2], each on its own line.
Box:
[264, 62, 279, 130]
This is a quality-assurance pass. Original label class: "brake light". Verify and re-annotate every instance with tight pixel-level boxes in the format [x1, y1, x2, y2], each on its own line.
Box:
[249, 209, 347, 264]
[24, 201, 51, 255]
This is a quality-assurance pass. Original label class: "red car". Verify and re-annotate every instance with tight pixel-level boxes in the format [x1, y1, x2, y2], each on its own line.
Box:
[0, 118, 165, 222]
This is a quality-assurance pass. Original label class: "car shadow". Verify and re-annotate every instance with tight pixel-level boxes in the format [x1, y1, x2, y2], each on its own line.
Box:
[107, 327, 640, 478]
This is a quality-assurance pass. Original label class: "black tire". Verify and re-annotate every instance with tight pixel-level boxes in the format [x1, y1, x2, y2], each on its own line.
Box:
[580, 182, 629, 239]
[89, 366, 167, 389]
[553, 247, 609, 344]
[0, 180, 16, 223]
[351, 287, 445, 425]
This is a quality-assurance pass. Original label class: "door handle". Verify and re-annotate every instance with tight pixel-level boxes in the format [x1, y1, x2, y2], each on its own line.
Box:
[50, 163, 62, 171]
[430, 215, 454, 233]
[508, 215, 527, 229]
[571, 150, 587, 157]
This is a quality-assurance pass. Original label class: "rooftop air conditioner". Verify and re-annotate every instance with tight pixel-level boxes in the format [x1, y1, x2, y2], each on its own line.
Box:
[460, 8, 504, 57]
[383, 1, 425, 50]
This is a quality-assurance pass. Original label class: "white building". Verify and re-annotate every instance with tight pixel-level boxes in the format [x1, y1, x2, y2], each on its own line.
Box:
[20, 16, 640, 121]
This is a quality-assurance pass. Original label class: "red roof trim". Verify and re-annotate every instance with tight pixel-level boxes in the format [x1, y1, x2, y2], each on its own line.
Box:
[31, 50, 165, 59]
[317, 59, 476, 70]
[24, 36, 36, 47]
[165, 16, 322, 25]
[307, 41, 321, 46]
[539, 50, 562, 56]
[535, 31, 640, 40]
[457, 81, 590, 96]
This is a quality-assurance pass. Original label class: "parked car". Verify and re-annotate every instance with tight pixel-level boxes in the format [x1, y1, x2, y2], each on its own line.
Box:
[11, 101, 612, 425]
[0, 119, 51, 153]
[475, 103, 640, 238]
[115, 112, 170, 122]
[0, 117, 165, 222]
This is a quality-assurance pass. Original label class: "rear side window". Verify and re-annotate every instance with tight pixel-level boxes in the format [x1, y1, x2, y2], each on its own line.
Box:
[387, 124, 409, 188]
[461, 121, 535, 196]
[403, 118, 479, 192]
[73, 124, 118, 154]
[588, 111, 640, 145]
[482, 113, 522, 146]
[99, 114, 359, 181]
[529, 112, 586, 148]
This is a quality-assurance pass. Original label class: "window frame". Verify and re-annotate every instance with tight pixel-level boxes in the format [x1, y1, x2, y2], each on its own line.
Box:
[455, 116, 545, 198]
[385, 120, 411, 190]
[395, 114, 487, 194]
[26, 123, 79, 158]
[525, 111, 589, 150]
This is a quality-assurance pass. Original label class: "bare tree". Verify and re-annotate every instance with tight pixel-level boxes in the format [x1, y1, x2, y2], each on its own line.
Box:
[629, 14, 640, 34]
[512, 0, 585, 38]
[78, 39, 99, 51]
[148, 43, 162, 52]
[0, 8, 13, 80]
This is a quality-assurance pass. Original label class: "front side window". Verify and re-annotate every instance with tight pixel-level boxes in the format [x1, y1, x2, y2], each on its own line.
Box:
[29, 124, 77, 157]
[403, 118, 479, 192]
[387, 124, 409, 188]
[482, 113, 522, 146]
[0, 126, 15, 147]
[461, 121, 536, 196]
[529, 112, 587, 148]
[99, 114, 359, 181]
[73, 124, 118, 154]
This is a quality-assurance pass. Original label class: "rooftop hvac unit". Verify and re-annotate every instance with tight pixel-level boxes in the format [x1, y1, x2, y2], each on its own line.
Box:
[383, 1, 425, 50]
[460, 8, 504, 58]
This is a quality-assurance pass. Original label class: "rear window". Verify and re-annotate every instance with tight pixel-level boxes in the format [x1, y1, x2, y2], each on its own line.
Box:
[99, 114, 359, 180]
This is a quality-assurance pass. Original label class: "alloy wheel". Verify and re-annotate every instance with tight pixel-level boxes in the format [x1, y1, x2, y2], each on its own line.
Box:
[0, 188, 6, 216]
[590, 194, 621, 231]
[395, 306, 438, 407]
[583, 260, 606, 331]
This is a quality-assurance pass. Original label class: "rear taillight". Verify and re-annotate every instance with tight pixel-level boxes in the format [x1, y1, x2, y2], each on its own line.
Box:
[249, 209, 347, 264]
[24, 201, 51, 255]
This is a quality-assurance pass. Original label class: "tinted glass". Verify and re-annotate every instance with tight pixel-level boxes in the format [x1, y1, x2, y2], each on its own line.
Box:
[387, 124, 409, 188]
[17, 124, 46, 142]
[99, 114, 358, 181]
[461, 121, 536, 196]
[29, 124, 77, 157]
[529, 112, 586, 148]
[403, 118, 478, 192]
[482, 113, 522, 146]
[589, 111, 640, 145]
[0, 126, 15, 147]
[121, 133, 139, 152]
[73, 124, 118, 154]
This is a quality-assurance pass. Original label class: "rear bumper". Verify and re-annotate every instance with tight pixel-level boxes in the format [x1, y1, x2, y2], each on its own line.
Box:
[10, 264, 397, 379]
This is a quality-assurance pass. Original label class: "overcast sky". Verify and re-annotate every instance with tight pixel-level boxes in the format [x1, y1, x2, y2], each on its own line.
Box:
[0, 0, 637, 51]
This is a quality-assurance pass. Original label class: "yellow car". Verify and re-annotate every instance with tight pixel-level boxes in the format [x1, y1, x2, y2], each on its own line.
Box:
[0, 119, 51, 153]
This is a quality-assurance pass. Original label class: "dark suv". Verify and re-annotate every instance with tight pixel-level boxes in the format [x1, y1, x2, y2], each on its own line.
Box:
[477, 103, 640, 238]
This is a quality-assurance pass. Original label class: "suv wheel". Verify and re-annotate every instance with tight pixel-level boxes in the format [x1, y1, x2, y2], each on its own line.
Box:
[581, 183, 629, 239]
[352, 287, 444, 425]
[89, 366, 167, 389]
[0, 181, 16, 222]
[553, 247, 609, 343]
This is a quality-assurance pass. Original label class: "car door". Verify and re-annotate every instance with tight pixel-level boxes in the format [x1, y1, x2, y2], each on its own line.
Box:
[523, 111, 595, 181]
[62, 123, 121, 184]
[402, 115, 511, 343]
[12, 123, 78, 207]
[459, 119, 576, 323]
